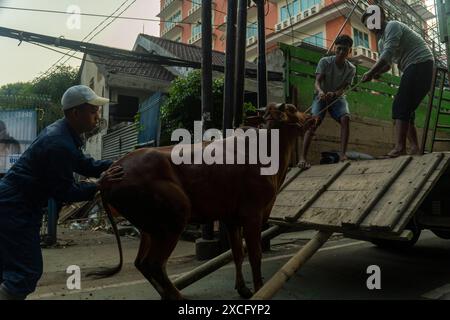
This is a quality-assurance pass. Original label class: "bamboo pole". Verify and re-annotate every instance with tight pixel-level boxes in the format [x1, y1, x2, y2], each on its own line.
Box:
[251, 230, 333, 300]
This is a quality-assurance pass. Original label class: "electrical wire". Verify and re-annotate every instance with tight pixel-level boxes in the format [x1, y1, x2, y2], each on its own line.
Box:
[35, 0, 135, 81]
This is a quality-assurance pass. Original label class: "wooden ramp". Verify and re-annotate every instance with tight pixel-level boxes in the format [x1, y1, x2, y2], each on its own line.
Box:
[270, 152, 450, 239]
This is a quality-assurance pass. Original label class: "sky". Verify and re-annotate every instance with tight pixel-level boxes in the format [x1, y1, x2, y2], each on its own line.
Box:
[0, 0, 160, 86]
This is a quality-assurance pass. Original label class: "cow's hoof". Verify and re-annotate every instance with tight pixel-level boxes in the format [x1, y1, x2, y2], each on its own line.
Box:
[237, 286, 253, 299]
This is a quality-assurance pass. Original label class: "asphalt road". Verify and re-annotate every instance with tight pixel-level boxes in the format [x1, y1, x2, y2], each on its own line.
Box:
[30, 230, 450, 300]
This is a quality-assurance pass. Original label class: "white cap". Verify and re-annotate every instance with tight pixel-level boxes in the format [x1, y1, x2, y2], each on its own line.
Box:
[61, 85, 109, 111]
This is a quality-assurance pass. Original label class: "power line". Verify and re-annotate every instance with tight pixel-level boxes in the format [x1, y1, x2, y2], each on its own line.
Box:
[35, 0, 133, 81]
[0, 4, 221, 27]
[36, 0, 137, 81]
[329, 0, 347, 19]
[0, 1, 334, 45]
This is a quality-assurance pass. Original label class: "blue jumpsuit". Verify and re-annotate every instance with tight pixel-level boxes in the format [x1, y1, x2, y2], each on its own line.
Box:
[0, 118, 112, 298]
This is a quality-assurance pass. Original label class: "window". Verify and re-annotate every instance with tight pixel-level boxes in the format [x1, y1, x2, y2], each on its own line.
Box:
[280, 0, 300, 22]
[192, 23, 201, 37]
[247, 22, 258, 39]
[353, 28, 369, 48]
[300, 0, 321, 11]
[303, 32, 324, 48]
[164, 11, 181, 31]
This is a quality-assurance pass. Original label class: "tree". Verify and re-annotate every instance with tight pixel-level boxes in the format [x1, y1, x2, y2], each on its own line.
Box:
[0, 65, 78, 131]
[32, 66, 78, 130]
[160, 70, 255, 145]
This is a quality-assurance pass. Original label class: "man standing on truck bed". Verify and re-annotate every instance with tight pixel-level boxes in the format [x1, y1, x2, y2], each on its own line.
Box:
[361, 5, 434, 157]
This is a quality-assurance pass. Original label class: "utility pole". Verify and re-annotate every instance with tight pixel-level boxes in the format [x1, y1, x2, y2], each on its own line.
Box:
[234, 0, 248, 128]
[197, 0, 220, 260]
[255, 0, 267, 109]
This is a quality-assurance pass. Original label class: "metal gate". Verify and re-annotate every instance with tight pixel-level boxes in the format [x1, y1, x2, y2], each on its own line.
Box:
[137, 92, 164, 148]
[101, 123, 138, 161]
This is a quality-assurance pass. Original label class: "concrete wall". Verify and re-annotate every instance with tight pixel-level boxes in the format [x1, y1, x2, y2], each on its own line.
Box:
[79, 57, 109, 160]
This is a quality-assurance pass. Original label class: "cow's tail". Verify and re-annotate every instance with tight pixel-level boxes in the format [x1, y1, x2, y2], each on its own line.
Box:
[86, 191, 124, 279]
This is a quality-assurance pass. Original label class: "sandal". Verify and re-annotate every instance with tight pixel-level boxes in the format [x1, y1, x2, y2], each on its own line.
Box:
[297, 160, 311, 169]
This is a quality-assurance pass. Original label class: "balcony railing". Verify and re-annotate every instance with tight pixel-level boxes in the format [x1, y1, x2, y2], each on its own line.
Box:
[157, 0, 182, 18]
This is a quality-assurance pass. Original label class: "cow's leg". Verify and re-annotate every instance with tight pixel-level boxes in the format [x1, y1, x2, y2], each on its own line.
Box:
[226, 224, 252, 299]
[135, 230, 184, 300]
[243, 220, 263, 293]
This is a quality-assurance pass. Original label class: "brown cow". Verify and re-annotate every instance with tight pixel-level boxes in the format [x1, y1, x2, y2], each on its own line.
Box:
[92, 103, 315, 300]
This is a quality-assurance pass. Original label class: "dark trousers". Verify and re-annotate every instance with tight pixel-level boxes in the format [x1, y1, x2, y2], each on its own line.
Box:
[0, 181, 43, 298]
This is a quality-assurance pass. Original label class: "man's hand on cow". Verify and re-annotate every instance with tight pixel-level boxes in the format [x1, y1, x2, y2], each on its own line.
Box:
[97, 165, 124, 190]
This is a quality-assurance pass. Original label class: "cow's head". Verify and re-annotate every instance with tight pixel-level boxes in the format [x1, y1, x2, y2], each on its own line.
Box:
[257, 103, 319, 135]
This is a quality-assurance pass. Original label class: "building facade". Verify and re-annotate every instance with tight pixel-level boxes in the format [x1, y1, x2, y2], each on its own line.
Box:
[158, 0, 435, 71]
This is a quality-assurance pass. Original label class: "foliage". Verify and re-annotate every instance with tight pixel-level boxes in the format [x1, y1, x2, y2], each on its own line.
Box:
[0, 65, 78, 131]
[160, 70, 223, 145]
[160, 70, 255, 145]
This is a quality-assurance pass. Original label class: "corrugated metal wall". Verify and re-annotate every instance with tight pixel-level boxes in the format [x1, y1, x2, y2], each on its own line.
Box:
[101, 123, 138, 161]
[138, 92, 164, 146]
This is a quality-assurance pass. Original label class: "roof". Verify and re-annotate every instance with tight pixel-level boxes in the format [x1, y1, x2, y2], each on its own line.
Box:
[139, 34, 266, 71]
[270, 153, 450, 238]
[89, 55, 175, 82]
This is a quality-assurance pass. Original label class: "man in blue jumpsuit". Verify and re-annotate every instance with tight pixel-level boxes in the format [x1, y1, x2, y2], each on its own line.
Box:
[0, 85, 123, 300]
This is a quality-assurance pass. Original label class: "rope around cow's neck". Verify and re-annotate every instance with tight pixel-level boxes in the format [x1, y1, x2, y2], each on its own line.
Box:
[303, 80, 363, 116]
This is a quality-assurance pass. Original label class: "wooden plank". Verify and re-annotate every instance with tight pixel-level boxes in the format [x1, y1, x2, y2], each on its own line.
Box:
[392, 153, 450, 233]
[294, 162, 339, 178]
[341, 158, 398, 175]
[289, 61, 316, 76]
[273, 190, 316, 208]
[284, 176, 331, 191]
[297, 208, 352, 231]
[355, 65, 401, 86]
[358, 81, 398, 96]
[270, 205, 309, 220]
[344, 230, 413, 242]
[341, 156, 413, 229]
[286, 161, 350, 221]
[279, 167, 302, 192]
[359, 154, 447, 231]
[369, 153, 444, 231]
[309, 190, 368, 210]
[280, 43, 322, 64]
[326, 173, 384, 191]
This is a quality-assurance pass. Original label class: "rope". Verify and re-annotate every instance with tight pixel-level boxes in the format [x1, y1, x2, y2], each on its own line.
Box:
[303, 80, 363, 116]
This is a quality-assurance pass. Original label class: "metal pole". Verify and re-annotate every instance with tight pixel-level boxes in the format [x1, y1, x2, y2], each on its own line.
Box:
[326, 0, 361, 55]
[223, 0, 238, 131]
[201, 0, 214, 241]
[256, 0, 267, 109]
[251, 231, 333, 300]
[234, 0, 248, 128]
